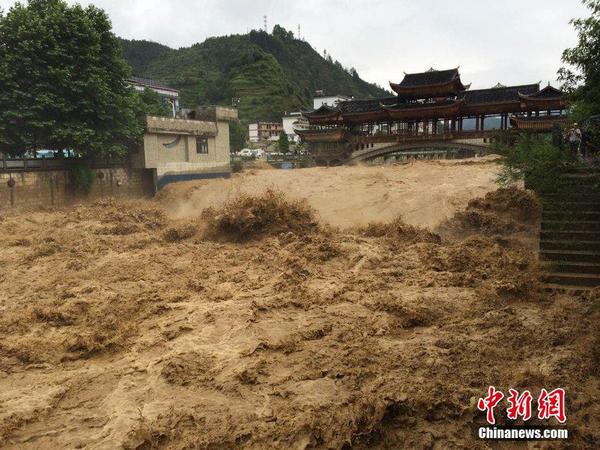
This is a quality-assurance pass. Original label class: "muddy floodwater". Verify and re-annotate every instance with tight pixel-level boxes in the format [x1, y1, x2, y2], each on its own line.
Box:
[0, 159, 598, 449]
[158, 156, 503, 229]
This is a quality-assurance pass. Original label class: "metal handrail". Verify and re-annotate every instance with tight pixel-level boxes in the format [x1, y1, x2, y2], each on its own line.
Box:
[0, 157, 128, 172]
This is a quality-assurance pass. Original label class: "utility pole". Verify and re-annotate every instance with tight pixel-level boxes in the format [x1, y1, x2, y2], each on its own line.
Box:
[264, 15, 267, 32]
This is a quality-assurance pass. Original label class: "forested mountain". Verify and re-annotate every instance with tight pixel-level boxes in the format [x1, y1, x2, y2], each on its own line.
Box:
[119, 26, 389, 122]
[120, 39, 172, 76]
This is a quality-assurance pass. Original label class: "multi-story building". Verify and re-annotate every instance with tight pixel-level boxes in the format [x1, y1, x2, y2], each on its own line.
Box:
[248, 93, 349, 143]
[128, 76, 180, 117]
[248, 122, 284, 142]
[282, 112, 308, 143]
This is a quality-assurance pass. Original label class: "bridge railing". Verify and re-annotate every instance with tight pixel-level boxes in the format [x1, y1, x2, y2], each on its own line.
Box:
[350, 129, 502, 145]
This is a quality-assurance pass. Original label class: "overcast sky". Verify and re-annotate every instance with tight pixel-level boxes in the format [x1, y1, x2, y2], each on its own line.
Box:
[0, 0, 589, 90]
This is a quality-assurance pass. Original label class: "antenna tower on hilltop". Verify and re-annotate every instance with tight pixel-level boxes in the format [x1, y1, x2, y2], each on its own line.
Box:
[264, 15, 268, 32]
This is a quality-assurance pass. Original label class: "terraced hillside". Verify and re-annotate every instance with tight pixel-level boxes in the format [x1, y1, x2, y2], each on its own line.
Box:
[120, 26, 389, 122]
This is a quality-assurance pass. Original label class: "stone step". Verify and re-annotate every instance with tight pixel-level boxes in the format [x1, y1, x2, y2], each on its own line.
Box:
[541, 220, 600, 232]
[541, 183, 600, 194]
[559, 174, 600, 181]
[555, 174, 600, 184]
[541, 193, 600, 202]
[542, 283, 595, 293]
[542, 261, 600, 275]
[539, 240, 600, 252]
[542, 272, 600, 287]
[543, 202, 600, 212]
[565, 166, 600, 171]
[540, 230, 600, 241]
[537, 178, 600, 287]
[543, 211, 600, 221]
[563, 170, 600, 176]
[540, 249, 600, 264]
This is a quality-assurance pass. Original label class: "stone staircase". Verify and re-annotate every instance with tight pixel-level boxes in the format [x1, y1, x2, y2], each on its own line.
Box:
[539, 171, 600, 292]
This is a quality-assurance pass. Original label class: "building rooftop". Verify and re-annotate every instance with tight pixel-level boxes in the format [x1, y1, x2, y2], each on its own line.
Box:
[128, 76, 179, 93]
[461, 83, 539, 104]
[146, 116, 217, 135]
[389, 67, 470, 96]
[522, 85, 563, 99]
[396, 68, 460, 88]
[314, 92, 352, 99]
[339, 97, 397, 114]
[302, 105, 341, 118]
[302, 82, 564, 119]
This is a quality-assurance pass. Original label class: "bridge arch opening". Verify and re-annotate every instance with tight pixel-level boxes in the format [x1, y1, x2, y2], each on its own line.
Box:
[345, 141, 491, 165]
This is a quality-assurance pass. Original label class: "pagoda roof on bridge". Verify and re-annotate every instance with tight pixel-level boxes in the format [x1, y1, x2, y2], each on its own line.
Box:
[461, 83, 539, 104]
[302, 104, 341, 117]
[397, 68, 460, 87]
[302, 81, 567, 125]
[326, 82, 559, 116]
[390, 68, 469, 97]
[519, 85, 563, 100]
[338, 97, 398, 114]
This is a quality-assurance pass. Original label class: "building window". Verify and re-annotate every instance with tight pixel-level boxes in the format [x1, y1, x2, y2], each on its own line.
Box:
[196, 136, 208, 154]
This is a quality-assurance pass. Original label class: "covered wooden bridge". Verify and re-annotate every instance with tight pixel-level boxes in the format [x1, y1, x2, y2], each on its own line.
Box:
[296, 68, 569, 165]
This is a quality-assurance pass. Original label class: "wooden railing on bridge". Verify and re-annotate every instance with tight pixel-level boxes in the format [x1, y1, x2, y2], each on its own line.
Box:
[348, 129, 503, 145]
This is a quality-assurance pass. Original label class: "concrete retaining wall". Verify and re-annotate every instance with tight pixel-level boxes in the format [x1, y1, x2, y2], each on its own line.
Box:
[0, 167, 151, 210]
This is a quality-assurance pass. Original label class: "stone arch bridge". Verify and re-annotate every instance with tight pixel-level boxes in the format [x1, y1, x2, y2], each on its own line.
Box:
[344, 139, 492, 165]
[299, 129, 500, 166]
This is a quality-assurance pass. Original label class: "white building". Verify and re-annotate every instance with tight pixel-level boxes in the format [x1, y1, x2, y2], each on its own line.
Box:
[249, 123, 259, 142]
[313, 90, 352, 110]
[248, 122, 283, 142]
[128, 76, 180, 117]
[282, 112, 308, 143]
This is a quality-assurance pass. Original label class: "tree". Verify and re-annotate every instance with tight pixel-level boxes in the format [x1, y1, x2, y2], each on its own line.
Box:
[272, 24, 294, 41]
[136, 88, 171, 118]
[495, 135, 571, 193]
[278, 131, 289, 154]
[229, 120, 246, 153]
[559, 0, 600, 119]
[0, 0, 142, 158]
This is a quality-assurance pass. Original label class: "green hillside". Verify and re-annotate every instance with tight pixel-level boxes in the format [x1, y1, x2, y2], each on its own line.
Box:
[119, 26, 389, 122]
[120, 39, 172, 75]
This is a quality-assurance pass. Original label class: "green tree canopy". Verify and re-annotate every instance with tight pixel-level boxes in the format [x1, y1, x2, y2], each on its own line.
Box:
[559, 0, 600, 119]
[495, 135, 571, 192]
[0, 0, 142, 157]
[136, 88, 171, 118]
[278, 130, 290, 154]
[228, 120, 246, 153]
